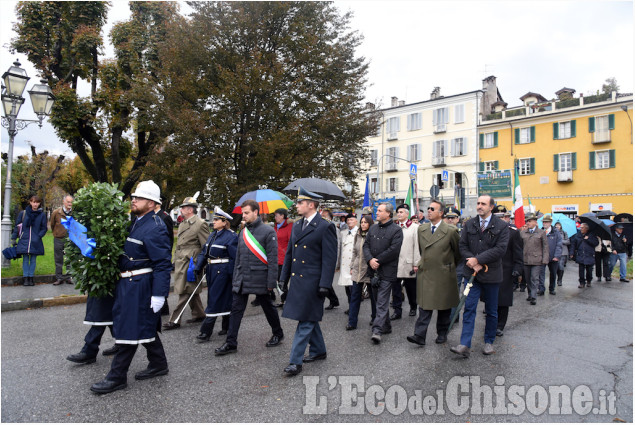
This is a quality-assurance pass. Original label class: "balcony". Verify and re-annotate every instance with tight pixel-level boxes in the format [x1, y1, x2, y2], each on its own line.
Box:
[557, 170, 573, 182]
[432, 156, 446, 167]
[592, 130, 611, 144]
[433, 124, 446, 134]
[386, 163, 398, 172]
[387, 132, 398, 141]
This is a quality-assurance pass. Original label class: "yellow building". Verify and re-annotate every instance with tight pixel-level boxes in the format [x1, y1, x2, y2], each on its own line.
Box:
[478, 90, 633, 217]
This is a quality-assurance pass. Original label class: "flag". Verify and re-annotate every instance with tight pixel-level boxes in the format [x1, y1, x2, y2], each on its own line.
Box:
[405, 179, 416, 218]
[528, 196, 535, 212]
[513, 166, 525, 228]
[362, 174, 371, 211]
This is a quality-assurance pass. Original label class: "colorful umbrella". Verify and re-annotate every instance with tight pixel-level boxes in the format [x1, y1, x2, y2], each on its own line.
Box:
[232, 189, 293, 214]
[537, 213, 576, 236]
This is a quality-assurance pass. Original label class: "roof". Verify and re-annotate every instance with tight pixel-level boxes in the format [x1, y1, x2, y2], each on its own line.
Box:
[520, 92, 548, 102]
[555, 87, 576, 95]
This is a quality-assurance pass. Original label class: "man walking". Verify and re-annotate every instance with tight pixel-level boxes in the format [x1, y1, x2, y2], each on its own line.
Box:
[520, 213, 549, 305]
[280, 187, 337, 376]
[163, 196, 209, 330]
[610, 224, 630, 282]
[450, 195, 508, 357]
[50, 195, 73, 285]
[571, 223, 599, 288]
[394, 204, 419, 318]
[215, 200, 284, 356]
[363, 203, 403, 344]
[538, 215, 562, 295]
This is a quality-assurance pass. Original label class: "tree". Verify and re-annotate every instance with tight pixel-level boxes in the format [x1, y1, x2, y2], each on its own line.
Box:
[157, 1, 376, 210]
[602, 77, 619, 95]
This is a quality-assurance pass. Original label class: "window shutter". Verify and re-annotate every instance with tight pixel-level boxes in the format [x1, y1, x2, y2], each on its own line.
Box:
[417, 144, 422, 161]
[432, 110, 437, 126]
[572, 152, 577, 170]
[396, 179, 399, 192]
[494, 160, 499, 170]
[450, 139, 456, 156]
[444, 140, 448, 157]
[444, 108, 449, 124]
[432, 142, 438, 158]
[406, 145, 411, 161]
[479, 162, 484, 172]
[514, 128, 520, 144]
[529, 158, 535, 174]
[553, 154, 559, 171]
[588, 117, 595, 133]
[571, 120, 576, 137]
[493, 131, 498, 147]
[479, 133, 484, 148]
[553, 123, 559, 139]
[589, 151, 596, 170]
[609, 149, 616, 168]
[406, 116, 411, 131]
[608, 114, 615, 130]
[530, 126, 536, 142]
[464, 137, 468, 155]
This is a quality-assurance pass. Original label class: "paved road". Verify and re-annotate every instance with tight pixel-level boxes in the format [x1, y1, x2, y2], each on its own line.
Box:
[1, 266, 632, 422]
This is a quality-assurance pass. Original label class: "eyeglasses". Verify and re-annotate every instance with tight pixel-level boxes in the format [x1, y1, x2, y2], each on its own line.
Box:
[427, 207, 436, 211]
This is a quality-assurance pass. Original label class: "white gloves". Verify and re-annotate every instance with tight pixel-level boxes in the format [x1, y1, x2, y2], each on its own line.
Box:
[150, 296, 165, 313]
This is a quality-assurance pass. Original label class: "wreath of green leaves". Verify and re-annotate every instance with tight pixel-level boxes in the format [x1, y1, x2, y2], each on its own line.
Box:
[65, 183, 130, 298]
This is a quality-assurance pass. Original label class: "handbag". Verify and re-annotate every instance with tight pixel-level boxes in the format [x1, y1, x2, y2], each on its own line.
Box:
[2, 246, 19, 260]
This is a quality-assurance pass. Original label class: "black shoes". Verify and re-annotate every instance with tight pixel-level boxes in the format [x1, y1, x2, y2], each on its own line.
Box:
[537, 291, 545, 296]
[22, 277, 34, 286]
[435, 335, 447, 344]
[371, 334, 381, 344]
[102, 345, 119, 356]
[90, 379, 127, 394]
[344, 309, 349, 315]
[409, 309, 416, 317]
[215, 343, 237, 356]
[163, 322, 180, 330]
[407, 335, 426, 346]
[526, 296, 532, 301]
[134, 366, 169, 380]
[185, 317, 204, 324]
[218, 329, 227, 336]
[620, 278, 629, 282]
[284, 364, 302, 376]
[346, 325, 356, 330]
[325, 303, 339, 310]
[390, 313, 402, 320]
[67, 351, 96, 364]
[196, 333, 211, 342]
[530, 299, 536, 305]
[549, 291, 556, 295]
[496, 329, 504, 337]
[606, 277, 612, 282]
[303, 352, 327, 362]
[266, 335, 284, 347]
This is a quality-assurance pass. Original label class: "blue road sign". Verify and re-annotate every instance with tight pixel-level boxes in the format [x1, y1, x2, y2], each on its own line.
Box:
[409, 164, 417, 176]
[441, 170, 449, 182]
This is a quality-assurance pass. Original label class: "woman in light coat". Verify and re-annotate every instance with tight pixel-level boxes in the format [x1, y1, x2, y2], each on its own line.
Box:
[347, 216, 373, 330]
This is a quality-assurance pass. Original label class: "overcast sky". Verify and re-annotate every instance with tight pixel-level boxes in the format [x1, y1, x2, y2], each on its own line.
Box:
[1, 0, 632, 159]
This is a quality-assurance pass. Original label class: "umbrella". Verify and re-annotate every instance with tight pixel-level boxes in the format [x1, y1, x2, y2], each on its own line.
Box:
[448, 265, 488, 332]
[283, 178, 345, 200]
[578, 214, 612, 240]
[596, 210, 616, 218]
[613, 213, 633, 223]
[537, 213, 576, 236]
[602, 219, 615, 227]
[232, 189, 293, 214]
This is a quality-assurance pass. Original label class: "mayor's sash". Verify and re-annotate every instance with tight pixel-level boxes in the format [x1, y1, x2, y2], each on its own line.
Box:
[243, 227, 267, 264]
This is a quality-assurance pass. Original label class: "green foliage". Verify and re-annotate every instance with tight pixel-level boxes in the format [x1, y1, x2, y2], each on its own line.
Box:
[555, 98, 580, 109]
[584, 93, 611, 105]
[64, 182, 130, 298]
[505, 108, 526, 117]
[601, 77, 619, 95]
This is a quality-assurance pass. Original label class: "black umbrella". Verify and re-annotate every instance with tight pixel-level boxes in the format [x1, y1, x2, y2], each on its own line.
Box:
[448, 265, 488, 332]
[596, 210, 616, 218]
[283, 178, 345, 200]
[613, 213, 633, 223]
[578, 215, 612, 240]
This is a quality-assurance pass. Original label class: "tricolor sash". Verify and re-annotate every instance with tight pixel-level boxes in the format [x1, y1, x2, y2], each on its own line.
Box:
[243, 227, 267, 264]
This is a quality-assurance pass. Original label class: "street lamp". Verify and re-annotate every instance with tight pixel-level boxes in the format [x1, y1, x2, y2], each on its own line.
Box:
[1, 60, 55, 268]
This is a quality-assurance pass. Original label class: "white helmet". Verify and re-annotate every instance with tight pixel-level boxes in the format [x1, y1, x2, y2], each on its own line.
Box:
[131, 180, 161, 204]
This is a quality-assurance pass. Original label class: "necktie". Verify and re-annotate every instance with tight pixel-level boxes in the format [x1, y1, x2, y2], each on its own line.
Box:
[348, 230, 352, 235]
[480, 220, 486, 232]
[530, 229, 534, 234]
[431, 225, 436, 234]
[302, 218, 308, 230]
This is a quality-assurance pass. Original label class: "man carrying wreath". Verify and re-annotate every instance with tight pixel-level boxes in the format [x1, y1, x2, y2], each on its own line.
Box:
[214, 199, 284, 356]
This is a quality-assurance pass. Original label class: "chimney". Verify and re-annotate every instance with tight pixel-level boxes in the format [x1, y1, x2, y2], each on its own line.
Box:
[391, 96, 398, 107]
[398, 100, 405, 106]
[365, 102, 375, 111]
[430, 87, 441, 100]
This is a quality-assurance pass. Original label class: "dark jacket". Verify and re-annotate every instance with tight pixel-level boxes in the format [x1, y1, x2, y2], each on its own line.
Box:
[363, 219, 403, 282]
[498, 226, 524, 307]
[571, 232, 599, 265]
[157, 209, 174, 250]
[233, 218, 278, 294]
[544, 227, 563, 260]
[459, 214, 509, 284]
[12, 207, 48, 256]
[611, 231, 628, 254]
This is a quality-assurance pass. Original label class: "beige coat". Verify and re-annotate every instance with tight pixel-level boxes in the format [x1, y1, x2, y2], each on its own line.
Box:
[350, 231, 370, 283]
[397, 221, 421, 278]
[416, 221, 461, 310]
[520, 228, 549, 265]
[173, 215, 209, 295]
[337, 227, 357, 286]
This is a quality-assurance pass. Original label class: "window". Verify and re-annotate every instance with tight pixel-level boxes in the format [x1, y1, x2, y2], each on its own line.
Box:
[596, 151, 609, 169]
[589, 150, 615, 170]
[407, 113, 422, 131]
[370, 150, 378, 167]
[451, 137, 466, 156]
[518, 158, 535, 175]
[553, 152, 577, 172]
[432, 108, 449, 125]
[520, 128, 531, 143]
[386, 177, 398, 192]
[594, 115, 611, 142]
[386, 146, 398, 170]
[387, 117, 400, 139]
[433, 140, 447, 158]
[485, 161, 498, 172]
[553, 120, 576, 140]
[480, 132, 498, 148]
[454, 104, 465, 123]
[515, 126, 535, 144]
[370, 178, 378, 194]
[406, 144, 421, 162]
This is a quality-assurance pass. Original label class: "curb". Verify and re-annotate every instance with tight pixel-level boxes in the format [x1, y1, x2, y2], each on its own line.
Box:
[1, 275, 57, 286]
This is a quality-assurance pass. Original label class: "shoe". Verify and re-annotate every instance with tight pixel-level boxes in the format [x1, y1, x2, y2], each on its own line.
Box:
[530, 299, 536, 305]
[606, 277, 612, 282]
[390, 313, 402, 320]
[325, 304, 339, 310]
[102, 344, 119, 356]
[557, 281, 563, 286]
[346, 325, 356, 330]
[369, 320, 374, 326]
[284, 364, 302, 376]
[52, 279, 64, 286]
[303, 352, 327, 362]
[215, 343, 237, 356]
[251, 299, 261, 307]
[409, 309, 416, 317]
[537, 291, 545, 296]
[496, 329, 504, 337]
[526, 296, 532, 301]
[196, 333, 211, 342]
[435, 335, 447, 344]
[265, 335, 284, 347]
[274, 302, 284, 308]
[596, 278, 602, 282]
[65, 279, 74, 285]
[135, 366, 169, 380]
[186, 317, 204, 324]
[344, 309, 349, 315]
[620, 279, 629, 282]
[586, 282, 592, 287]
[407, 335, 426, 346]
[482, 343, 495, 355]
[67, 352, 96, 364]
[218, 329, 227, 336]
[90, 379, 127, 394]
[519, 287, 526, 292]
[549, 291, 556, 295]
[578, 284, 585, 288]
[450, 344, 470, 358]
[371, 334, 381, 344]
[162, 322, 180, 330]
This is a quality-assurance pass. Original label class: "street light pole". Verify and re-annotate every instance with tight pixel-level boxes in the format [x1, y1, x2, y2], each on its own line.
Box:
[376, 154, 413, 200]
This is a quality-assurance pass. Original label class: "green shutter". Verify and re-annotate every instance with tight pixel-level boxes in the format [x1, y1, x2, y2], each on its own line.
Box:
[572, 152, 577, 170]
[530, 126, 536, 142]
[494, 161, 499, 170]
[608, 114, 615, 130]
[570, 120, 576, 137]
[588, 117, 595, 133]
[479, 134, 484, 148]
[589, 151, 596, 169]
[609, 149, 616, 168]
[493, 131, 499, 147]
[479, 162, 484, 172]
[553, 123, 559, 139]
[529, 158, 535, 174]
[514, 128, 520, 144]
[553, 154, 559, 171]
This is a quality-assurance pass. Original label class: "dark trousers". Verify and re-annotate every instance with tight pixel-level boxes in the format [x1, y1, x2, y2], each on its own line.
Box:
[578, 264, 594, 284]
[325, 287, 339, 307]
[226, 292, 283, 347]
[393, 278, 417, 314]
[497, 306, 509, 331]
[414, 308, 451, 341]
[344, 286, 352, 305]
[82, 325, 114, 357]
[371, 279, 394, 335]
[53, 237, 69, 280]
[106, 336, 167, 382]
[539, 261, 560, 292]
[289, 321, 326, 365]
[200, 315, 229, 336]
[595, 252, 610, 279]
[460, 281, 499, 347]
[347, 282, 364, 327]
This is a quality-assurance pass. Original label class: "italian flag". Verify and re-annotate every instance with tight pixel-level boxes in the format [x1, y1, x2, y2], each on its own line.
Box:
[513, 166, 525, 228]
[405, 179, 416, 218]
[243, 227, 268, 264]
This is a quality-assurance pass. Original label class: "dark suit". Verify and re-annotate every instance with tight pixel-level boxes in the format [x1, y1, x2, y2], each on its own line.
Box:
[281, 214, 337, 365]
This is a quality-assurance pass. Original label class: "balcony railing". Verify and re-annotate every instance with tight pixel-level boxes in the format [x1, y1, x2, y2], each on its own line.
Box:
[432, 156, 446, 166]
[557, 170, 573, 182]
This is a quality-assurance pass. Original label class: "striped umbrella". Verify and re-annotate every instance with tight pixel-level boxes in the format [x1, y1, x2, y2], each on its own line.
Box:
[232, 189, 293, 214]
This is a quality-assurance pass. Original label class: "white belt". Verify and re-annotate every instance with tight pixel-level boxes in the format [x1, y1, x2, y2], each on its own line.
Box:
[208, 258, 229, 264]
[120, 268, 153, 278]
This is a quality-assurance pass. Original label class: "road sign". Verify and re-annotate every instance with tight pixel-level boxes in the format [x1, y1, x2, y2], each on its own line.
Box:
[409, 163, 417, 176]
[441, 170, 449, 182]
[430, 185, 440, 198]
